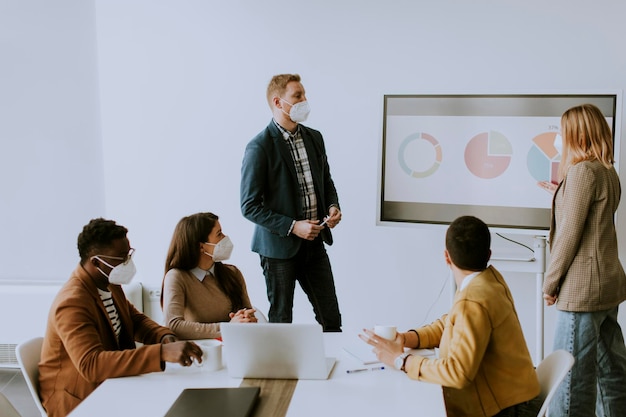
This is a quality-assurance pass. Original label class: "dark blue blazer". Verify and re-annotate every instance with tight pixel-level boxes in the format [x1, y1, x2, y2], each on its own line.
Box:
[240, 121, 340, 259]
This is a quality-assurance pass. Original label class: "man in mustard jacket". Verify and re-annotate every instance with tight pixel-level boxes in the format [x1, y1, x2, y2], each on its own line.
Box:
[361, 216, 541, 417]
[39, 218, 203, 417]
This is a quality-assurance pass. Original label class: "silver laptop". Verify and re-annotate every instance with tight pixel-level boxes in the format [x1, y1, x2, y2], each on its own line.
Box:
[220, 323, 336, 380]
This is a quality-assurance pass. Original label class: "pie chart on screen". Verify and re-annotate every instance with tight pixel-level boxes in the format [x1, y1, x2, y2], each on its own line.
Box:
[527, 132, 560, 183]
[464, 131, 512, 179]
[398, 132, 442, 178]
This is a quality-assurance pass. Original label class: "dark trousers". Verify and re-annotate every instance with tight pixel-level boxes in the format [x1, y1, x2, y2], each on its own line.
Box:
[493, 395, 542, 417]
[260, 238, 342, 332]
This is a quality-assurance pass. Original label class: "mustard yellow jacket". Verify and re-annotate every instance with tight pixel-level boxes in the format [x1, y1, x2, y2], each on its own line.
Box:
[406, 266, 540, 417]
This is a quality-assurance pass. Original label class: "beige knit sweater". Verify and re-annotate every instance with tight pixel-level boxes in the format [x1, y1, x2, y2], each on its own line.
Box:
[162, 264, 253, 339]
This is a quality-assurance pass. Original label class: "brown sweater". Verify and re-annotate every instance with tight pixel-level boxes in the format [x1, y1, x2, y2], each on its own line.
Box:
[162, 264, 252, 339]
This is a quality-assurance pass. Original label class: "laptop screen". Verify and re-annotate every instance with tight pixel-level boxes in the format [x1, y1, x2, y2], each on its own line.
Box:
[221, 323, 336, 380]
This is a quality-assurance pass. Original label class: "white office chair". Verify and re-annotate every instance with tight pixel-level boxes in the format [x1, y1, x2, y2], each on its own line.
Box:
[252, 306, 268, 323]
[535, 349, 575, 417]
[0, 392, 21, 417]
[15, 337, 47, 417]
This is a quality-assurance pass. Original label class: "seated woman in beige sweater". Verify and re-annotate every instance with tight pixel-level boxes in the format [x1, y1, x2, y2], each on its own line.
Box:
[161, 212, 257, 340]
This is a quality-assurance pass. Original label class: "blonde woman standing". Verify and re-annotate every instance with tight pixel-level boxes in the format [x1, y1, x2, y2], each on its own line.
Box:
[541, 103, 626, 417]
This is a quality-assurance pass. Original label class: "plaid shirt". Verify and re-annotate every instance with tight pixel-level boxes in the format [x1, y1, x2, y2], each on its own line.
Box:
[274, 120, 318, 220]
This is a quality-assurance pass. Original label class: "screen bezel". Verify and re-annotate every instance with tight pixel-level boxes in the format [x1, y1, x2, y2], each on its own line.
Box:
[378, 93, 621, 233]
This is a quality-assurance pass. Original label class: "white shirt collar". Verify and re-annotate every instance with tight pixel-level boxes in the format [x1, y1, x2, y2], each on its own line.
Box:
[459, 271, 481, 291]
[191, 265, 214, 282]
[273, 118, 299, 140]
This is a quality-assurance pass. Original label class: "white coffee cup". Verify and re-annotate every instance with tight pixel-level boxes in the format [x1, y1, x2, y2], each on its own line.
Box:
[195, 339, 223, 371]
[374, 325, 397, 341]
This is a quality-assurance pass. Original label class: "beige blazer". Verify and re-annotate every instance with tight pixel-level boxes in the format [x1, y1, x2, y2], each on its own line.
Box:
[543, 160, 626, 312]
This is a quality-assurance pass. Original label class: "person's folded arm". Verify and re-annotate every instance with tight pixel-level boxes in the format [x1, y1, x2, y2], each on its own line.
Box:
[55, 298, 164, 383]
[405, 301, 491, 389]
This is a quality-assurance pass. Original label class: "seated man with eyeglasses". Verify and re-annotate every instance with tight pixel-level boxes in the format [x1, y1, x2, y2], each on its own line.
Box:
[39, 218, 203, 417]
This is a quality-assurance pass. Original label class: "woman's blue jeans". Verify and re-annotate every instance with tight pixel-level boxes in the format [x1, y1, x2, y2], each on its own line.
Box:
[550, 307, 626, 417]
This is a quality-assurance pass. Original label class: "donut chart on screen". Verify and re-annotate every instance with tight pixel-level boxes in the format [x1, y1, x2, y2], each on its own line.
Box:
[464, 131, 512, 179]
[398, 132, 442, 178]
[527, 132, 561, 183]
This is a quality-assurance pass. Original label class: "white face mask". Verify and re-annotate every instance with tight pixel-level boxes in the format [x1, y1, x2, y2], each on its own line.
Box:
[203, 236, 234, 262]
[94, 257, 137, 285]
[554, 134, 563, 154]
[281, 99, 310, 123]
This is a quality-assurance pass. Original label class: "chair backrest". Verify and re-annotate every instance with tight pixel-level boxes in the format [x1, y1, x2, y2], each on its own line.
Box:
[535, 349, 575, 417]
[252, 305, 268, 323]
[15, 337, 47, 417]
[0, 392, 22, 417]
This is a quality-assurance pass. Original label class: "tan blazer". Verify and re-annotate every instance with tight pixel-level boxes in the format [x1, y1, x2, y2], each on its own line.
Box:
[39, 265, 174, 417]
[543, 160, 626, 312]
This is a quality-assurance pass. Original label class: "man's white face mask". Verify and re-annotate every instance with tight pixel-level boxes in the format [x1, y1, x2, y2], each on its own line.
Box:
[281, 98, 310, 123]
[93, 256, 137, 285]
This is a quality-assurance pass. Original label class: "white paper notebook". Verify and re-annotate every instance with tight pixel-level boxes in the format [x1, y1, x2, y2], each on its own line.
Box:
[343, 342, 437, 365]
[343, 342, 381, 365]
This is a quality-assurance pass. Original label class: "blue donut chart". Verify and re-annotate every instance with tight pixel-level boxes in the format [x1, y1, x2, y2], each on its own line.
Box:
[398, 132, 442, 178]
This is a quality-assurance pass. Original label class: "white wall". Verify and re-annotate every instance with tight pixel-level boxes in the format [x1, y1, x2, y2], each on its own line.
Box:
[94, 1, 626, 353]
[4, 0, 626, 360]
[0, 0, 104, 280]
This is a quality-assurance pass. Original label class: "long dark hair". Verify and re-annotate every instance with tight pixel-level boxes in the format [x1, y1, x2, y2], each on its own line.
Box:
[160, 212, 245, 310]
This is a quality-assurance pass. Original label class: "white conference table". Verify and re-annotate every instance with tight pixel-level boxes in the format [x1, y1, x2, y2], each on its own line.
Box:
[69, 331, 446, 417]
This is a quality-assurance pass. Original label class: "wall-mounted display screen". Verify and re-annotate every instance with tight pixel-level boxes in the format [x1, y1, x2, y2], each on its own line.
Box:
[379, 94, 620, 231]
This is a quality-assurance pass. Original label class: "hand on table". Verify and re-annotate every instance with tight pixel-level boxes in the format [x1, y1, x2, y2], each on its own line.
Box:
[161, 340, 203, 367]
[229, 308, 258, 323]
[358, 328, 405, 368]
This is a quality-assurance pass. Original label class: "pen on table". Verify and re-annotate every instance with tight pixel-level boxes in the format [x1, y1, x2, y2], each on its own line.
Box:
[346, 366, 385, 374]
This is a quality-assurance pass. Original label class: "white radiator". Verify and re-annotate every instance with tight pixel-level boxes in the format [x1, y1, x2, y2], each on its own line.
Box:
[0, 280, 143, 367]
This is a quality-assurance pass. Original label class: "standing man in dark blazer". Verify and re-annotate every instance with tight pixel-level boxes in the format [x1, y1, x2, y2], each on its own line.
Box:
[240, 74, 342, 331]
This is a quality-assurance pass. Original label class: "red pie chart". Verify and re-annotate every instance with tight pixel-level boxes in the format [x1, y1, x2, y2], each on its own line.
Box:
[464, 131, 512, 179]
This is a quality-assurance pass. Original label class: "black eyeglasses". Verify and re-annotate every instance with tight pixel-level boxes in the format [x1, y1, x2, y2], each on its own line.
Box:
[96, 248, 135, 265]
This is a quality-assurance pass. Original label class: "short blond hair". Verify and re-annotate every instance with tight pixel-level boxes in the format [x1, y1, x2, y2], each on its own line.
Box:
[266, 74, 301, 108]
[559, 103, 614, 179]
